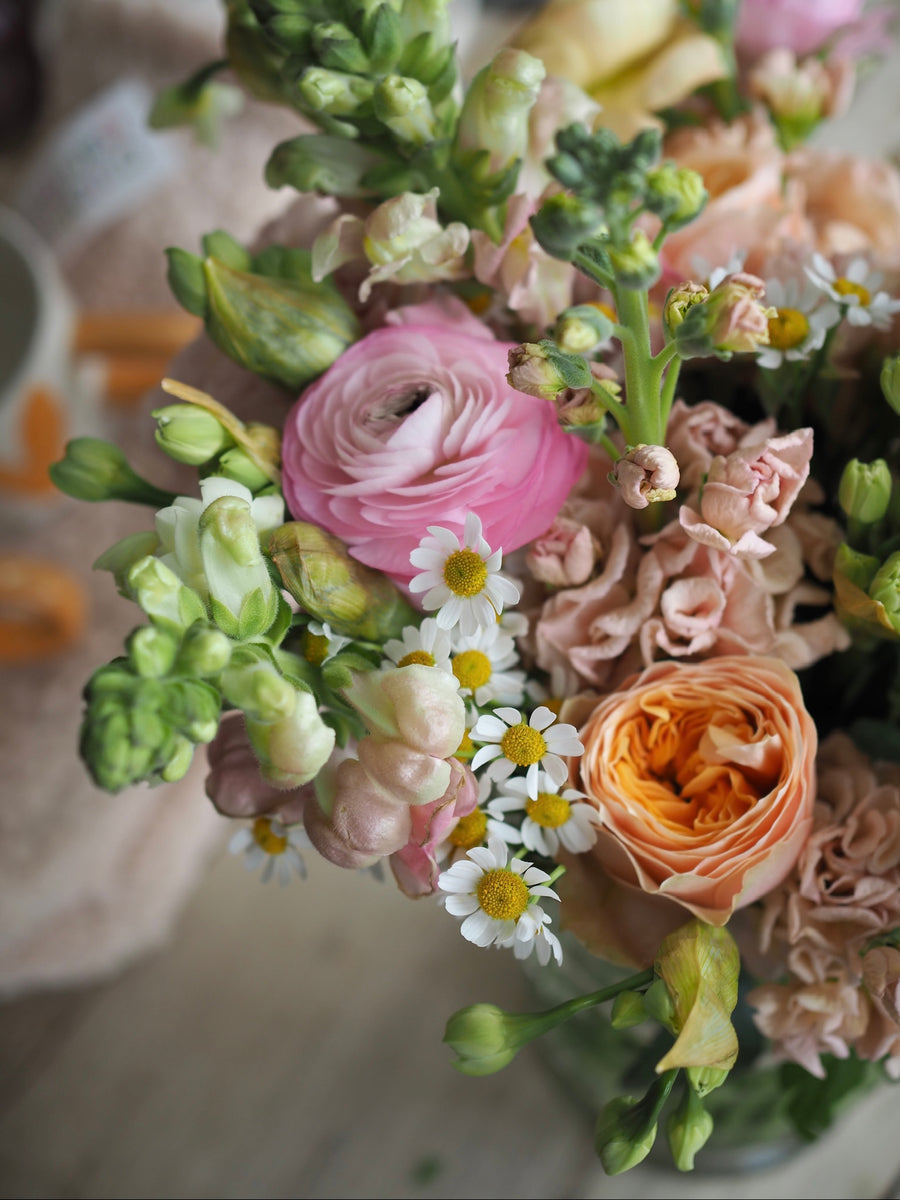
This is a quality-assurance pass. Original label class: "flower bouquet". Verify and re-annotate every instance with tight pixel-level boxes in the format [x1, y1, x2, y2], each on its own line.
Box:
[50, 0, 900, 1176]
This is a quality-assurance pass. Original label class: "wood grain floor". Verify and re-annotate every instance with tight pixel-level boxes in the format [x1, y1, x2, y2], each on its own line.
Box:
[1, 841, 899, 1200]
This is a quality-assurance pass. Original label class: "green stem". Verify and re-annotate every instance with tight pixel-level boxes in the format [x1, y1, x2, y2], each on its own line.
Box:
[614, 284, 655, 444]
[573, 248, 615, 291]
[548, 968, 656, 1023]
[658, 354, 682, 436]
[589, 379, 629, 429]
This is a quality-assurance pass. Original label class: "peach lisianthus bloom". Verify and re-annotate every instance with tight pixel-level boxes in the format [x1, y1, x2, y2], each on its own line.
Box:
[573, 655, 817, 924]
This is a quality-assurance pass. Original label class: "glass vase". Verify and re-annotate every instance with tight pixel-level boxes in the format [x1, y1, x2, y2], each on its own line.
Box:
[519, 932, 825, 1175]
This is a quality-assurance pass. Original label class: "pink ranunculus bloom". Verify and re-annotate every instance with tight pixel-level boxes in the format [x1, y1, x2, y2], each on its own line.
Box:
[679, 427, 813, 559]
[281, 321, 588, 584]
[573, 655, 818, 925]
[389, 758, 479, 898]
[735, 0, 866, 59]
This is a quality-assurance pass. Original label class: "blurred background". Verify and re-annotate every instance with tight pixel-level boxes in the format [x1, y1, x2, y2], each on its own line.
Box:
[0, 2, 899, 1197]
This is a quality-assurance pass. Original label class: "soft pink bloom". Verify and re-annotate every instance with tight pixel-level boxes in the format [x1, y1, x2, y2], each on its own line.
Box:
[679, 428, 813, 559]
[748, 975, 869, 1078]
[574, 655, 818, 924]
[526, 516, 598, 588]
[610, 444, 679, 509]
[735, 0, 866, 59]
[665, 399, 776, 491]
[304, 664, 466, 869]
[389, 759, 479, 898]
[281, 321, 588, 583]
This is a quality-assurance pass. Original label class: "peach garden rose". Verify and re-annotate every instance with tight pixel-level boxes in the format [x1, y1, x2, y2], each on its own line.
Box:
[572, 655, 817, 924]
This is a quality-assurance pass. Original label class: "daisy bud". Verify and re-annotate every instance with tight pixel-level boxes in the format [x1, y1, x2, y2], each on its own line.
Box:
[126, 556, 207, 634]
[881, 353, 900, 416]
[838, 458, 892, 525]
[507, 340, 593, 402]
[553, 303, 615, 354]
[152, 403, 233, 466]
[666, 1085, 714, 1173]
[607, 229, 659, 290]
[610, 444, 679, 509]
[198, 495, 279, 640]
[645, 163, 707, 231]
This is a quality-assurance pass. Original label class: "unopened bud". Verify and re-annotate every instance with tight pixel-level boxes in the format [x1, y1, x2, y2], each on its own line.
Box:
[838, 458, 892, 525]
[607, 229, 660, 289]
[50, 438, 176, 507]
[868, 550, 900, 633]
[127, 556, 207, 633]
[666, 1085, 714, 1172]
[176, 624, 233, 677]
[298, 66, 374, 117]
[153, 404, 233, 465]
[198, 495, 279, 640]
[664, 281, 709, 332]
[454, 48, 546, 175]
[127, 625, 179, 678]
[645, 163, 707, 231]
[245, 686, 336, 788]
[374, 75, 437, 146]
[611, 444, 679, 509]
[881, 354, 900, 416]
[507, 340, 592, 402]
[530, 192, 604, 261]
[553, 303, 614, 354]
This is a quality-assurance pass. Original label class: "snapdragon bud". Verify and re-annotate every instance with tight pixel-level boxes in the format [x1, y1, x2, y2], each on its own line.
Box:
[245, 686, 336, 788]
[553, 303, 615, 354]
[373, 75, 437, 146]
[454, 48, 546, 176]
[127, 625, 180, 678]
[94, 531, 162, 595]
[126, 556, 207, 633]
[838, 458, 892, 525]
[221, 659, 297, 724]
[50, 438, 176, 507]
[176, 624, 233, 677]
[198, 495, 279, 640]
[312, 21, 369, 74]
[607, 229, 660, 290]
[507, 340, 593, 402]
[298, 66, 375, 117]
[152, 403, 234, 465]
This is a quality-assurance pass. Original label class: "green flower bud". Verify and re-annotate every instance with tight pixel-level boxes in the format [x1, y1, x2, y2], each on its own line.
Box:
[265, 133, 383, 197]
[553, 303, 615, 354]
[221, 659, 297, 724]
[127, 625, 180, 678]
[881, 353, 900, 416]
[373, 74, 436, 146]
[838, 458, 893, 525]
[645, 163, 708, 231]
[176, 624, 233, 677]
[595, 1071, 678, 1176]
[443, 1003, 550, 1076]
[148, 63, 243, 149]
[214, 446, 272, 492]
[610, 990, 648, 1030]
[193, 253, 360, 390]
[868, 550, 900, 633]
[312, 21, 369, 74]
[607, 229, 660, 290]
[674, 273, 773, 358]
[127, 556, 207, 633]
[834, 542, 881, 593]
[454, 48, 545, 176]
[152, 404, 234, 466]
[50, 438, 176, 507]
[642, 978, 677, 1030]
[507, 339, 593, 402]
[530, 192, 604, 261]
[161, 678, 221, 743]
[268, 521, 417, 640]
[298, 66, 375, 118]
[832, 543, 900, 641]
[198, 495, 279, 640]
[666, 1084, 714, 1172]
[401, 0, 452, 43]
[94, 531, 162, 595]
[159, 734, 195, 783]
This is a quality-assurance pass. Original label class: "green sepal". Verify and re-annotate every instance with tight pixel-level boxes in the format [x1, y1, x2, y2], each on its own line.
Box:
[166, 248, 209, 317]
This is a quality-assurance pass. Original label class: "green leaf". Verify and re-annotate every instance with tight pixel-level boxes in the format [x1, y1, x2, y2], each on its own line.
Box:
[202, 230, 252, 272]
[780, 1054, 884, 1142]
[166, 248, 209, 317]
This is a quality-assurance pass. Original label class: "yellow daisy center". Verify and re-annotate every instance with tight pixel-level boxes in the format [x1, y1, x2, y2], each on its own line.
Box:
[452, 649, 493, 691]
[833, 277, 871, 305]
[526, 791, 571, 829]
[767, 306, 809, 350]
[398, 649, 435, 668]
[443, 548, 488, 597]
[252, 817, 287, 856]
[449, 809, 488, 849]
[501, 722, 547, 766]
[303, 631, 329, 665]
[476, 867, 529, 920]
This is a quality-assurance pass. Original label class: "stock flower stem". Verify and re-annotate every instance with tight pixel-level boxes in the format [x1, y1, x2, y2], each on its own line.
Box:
[614, 284, 657, 444]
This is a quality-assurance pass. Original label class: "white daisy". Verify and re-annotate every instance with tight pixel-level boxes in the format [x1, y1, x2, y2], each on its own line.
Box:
[303, 620, 353, 665]
[382, 617, 455, 677]
[437, 835, 562, 964]
[229, 817, 309, 885]
[499, 606, 529, 640]
[450, 622, 526, 706]
[488, 772, 600, 858]
[408, 512, 521, 636]
[757, 273, 841, 369]
[805, 253, 900, 330]
[470, 704, 584, 799]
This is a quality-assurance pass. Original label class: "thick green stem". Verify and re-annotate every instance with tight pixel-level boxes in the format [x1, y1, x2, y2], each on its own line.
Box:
[550, 968, 655, 1022]
[614, 284, 656, 445]
[657, 353, 682, 435]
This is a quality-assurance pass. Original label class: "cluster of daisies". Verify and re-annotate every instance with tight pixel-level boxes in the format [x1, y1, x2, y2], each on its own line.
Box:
[229, 511, 599, 968]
